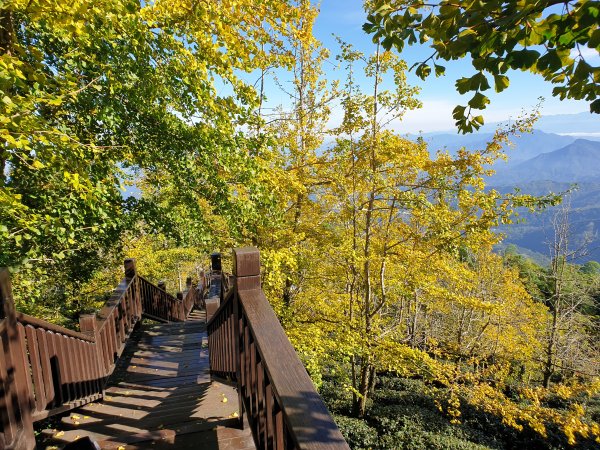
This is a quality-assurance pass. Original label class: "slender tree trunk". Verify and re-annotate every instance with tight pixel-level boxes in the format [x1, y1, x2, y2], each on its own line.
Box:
[0, 9, 14, 187]
[543, 290, 560, 388]
[352, 361, 372, 417]
[410, 290, 420, 348]
[368, 365, 376, 394]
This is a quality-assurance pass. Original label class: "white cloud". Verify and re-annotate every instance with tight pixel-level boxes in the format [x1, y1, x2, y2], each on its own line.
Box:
[388, 100, 456, 134]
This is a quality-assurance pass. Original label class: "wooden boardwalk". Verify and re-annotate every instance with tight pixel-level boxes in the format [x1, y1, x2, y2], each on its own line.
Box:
[38, 309, 256, 450]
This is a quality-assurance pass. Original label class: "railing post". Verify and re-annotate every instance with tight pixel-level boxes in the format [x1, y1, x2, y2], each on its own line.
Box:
[124, 259, 141, 323]
[211, 252, 222, 271]
[176, 292, 184, 321]
[206, 253, 222, 321]
[79, 314, 105, 396]
[233, 247, 261, 291]
[233, 247, 261, 428]
[158, 281, 166, 291]
[0, 269, 35, 449]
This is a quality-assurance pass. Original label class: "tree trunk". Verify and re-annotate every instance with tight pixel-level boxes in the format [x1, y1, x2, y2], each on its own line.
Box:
[0, 9, 14, 187]
[352, 361, 372, 417]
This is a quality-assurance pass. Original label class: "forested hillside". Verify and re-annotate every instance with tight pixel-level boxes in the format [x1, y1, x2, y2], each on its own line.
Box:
[1, 1, 599, 449]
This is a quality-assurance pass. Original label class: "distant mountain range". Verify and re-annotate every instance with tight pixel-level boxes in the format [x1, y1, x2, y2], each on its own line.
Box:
[409, 112, 600, 264]
[491, 139, 600, 184]
[418, 129, 576, 164]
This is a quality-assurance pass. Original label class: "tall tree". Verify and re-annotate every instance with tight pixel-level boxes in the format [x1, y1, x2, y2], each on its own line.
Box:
[257, 0, 336, 311]
[541, 200, 599, 386]
[284, 40, 552, 417]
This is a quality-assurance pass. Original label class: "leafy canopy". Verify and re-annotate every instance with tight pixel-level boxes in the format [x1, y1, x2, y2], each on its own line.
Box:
[364, 0, 600, 132]
[0, 0, 304, 307]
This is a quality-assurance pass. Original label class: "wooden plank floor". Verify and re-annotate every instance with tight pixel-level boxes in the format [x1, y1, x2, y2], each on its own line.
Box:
[39, 309, 256, 450]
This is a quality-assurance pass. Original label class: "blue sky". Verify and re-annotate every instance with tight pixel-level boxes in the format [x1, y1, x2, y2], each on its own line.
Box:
[262, 1, 596, 134]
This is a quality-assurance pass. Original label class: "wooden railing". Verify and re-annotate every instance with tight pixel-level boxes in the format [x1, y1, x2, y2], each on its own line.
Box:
[207, 247, 349, 450]
[139, 274, 205, 323]
[0, 258, 203, 449]
[138, 276, 184, 322]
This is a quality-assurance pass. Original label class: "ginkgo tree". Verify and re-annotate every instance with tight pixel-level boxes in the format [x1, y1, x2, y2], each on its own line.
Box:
[283, 39, 556, 417]
[364, 0, 600, 132]
[256, 0, 337, 312]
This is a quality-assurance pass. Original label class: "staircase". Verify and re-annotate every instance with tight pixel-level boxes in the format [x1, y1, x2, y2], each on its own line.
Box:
[38, 309, 255, 449]
[0, 247, 349, 450]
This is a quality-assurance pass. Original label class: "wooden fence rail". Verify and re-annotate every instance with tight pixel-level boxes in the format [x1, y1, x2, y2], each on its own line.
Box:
[207, 247, 349, 450]
[0, 258, 203, 449]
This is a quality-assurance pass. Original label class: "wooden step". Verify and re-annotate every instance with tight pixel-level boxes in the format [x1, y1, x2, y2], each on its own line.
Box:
[37, 309, 255, 450]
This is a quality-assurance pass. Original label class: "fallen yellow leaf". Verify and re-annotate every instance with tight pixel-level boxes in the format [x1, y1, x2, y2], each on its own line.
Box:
[54, 431, 65, 438]
[221, 397, 228, 403]
[71, 415, 80, 420]
[117, 446, 126, 450]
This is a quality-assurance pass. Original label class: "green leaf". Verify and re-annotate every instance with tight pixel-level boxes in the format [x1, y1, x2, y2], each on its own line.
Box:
[509, 49, 541, 70]
[493, 75, 510, 93]
[590, 29, 600, 49]
[415, 63, 431, 79]
[468, 92, 490, 109]
[537, 50, 563, 73]
[472, 72, 491, 91]
[452, 105, 467, 120]
[456, 77, 472, 94]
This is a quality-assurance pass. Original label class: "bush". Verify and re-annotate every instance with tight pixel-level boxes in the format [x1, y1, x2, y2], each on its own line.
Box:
[334, 415, 378, 450]
[378, 419, 493, 450]
[320, 379, 353, 415]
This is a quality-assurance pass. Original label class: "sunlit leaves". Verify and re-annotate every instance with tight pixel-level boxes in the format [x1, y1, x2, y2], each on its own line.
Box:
[1, 0, 306, 314]
[364, 0, 600, 133]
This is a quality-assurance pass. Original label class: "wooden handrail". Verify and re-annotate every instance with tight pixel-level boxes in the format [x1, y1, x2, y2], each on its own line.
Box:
[0, 259, 147, 449]
[206, 277, 234, 328]
[137, 275, 187, 322]
[1, 256, 206, 449]
[16, 313, 94, 342]
[207, 247, 349, 450]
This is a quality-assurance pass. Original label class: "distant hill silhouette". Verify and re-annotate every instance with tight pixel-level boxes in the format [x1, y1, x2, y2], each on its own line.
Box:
[409, 113, 600, 264]
[489, 178, 600, 264]
[491, 139, 600, 184]
[415, 129, 576, 164]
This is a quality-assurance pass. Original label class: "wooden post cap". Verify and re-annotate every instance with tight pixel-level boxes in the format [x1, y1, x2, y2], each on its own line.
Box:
[211, 252, 222, 271]
[124, 259, 136, 280]
[233, 247, 260, 277]
[0, 268, 15, 321]
[79, 314, 98, 334]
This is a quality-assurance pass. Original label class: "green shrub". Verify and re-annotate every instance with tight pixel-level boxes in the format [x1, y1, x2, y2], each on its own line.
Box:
[320, 379, 353, 415]
[377, 419, 493, 450]
[334, 415, 378, 450]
